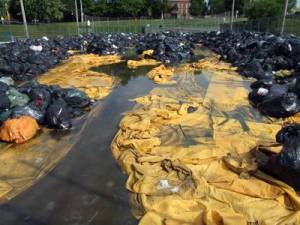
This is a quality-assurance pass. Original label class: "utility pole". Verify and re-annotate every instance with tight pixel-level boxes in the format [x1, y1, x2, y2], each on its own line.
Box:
[74, 0, 79, 34]
[281, 0, 289, 35]
[80, 0, 84, 23]
[20, 0, 29, 38]
[161, 0, 164, 20]
[230, 0, 235, 31]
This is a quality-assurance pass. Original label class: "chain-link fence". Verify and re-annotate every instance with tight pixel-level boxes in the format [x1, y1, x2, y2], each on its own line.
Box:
[83, 16, 225, 34]
[0, 15, 299, 42]
[0, 17, 225, 42]
[222, 15, 300, 36]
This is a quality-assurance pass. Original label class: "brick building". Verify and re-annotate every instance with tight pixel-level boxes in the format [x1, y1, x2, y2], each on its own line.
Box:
[169, 0, 191, 18]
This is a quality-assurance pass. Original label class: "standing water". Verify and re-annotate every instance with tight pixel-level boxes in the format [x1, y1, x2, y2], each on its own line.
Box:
[0, 62, 158, 225]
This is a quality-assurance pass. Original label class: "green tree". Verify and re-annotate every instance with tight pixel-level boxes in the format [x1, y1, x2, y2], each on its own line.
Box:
[9, 0, 64, 22]
[224, 0, 245, 14]
[159, 0, 176, 19]
[189, 0, 206, 16]
[0, 0, 9, 18]
[145, 0, 161, 18]
[88, 0, 109, 16]
[208, 0, 225, 14]
[245, 0, 297, 20]
[112, 0, 146, 17]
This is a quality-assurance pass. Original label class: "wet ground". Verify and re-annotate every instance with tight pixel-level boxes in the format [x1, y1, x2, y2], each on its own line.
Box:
[0, 62, 157, 225]
[0, 48, 211, 225]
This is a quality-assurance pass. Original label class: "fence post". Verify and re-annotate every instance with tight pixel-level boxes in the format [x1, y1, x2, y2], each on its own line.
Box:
[281, 0, 289, 35]
[107, 17, 109, 33]
[20, 0, 29, 38]
[230, 0, 235, 31]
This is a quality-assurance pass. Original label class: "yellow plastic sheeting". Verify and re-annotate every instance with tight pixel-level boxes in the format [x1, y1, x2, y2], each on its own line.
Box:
[38, 54, 122, 100]
[112, 60, 300, 224]
[0, 101, 103, 203]
[147, 65, 175, 84]
[127, 59, 161, 69]
[140, 49, 154, 59]
[177, 55, 238, 74]
[274, 69, 294, 78]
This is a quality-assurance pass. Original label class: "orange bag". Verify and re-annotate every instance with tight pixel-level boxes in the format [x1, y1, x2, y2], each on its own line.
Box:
[0, 116, 39, 144]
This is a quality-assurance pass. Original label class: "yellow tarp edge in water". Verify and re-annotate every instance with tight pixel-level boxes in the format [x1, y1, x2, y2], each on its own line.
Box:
[38, 54, 122, 100]
[111, 56, 300, 225]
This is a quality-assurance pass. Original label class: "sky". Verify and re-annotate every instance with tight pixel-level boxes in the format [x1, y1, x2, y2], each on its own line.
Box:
[298, 0, 300, 7]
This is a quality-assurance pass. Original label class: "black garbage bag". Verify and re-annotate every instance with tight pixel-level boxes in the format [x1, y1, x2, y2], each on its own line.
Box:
[0, 81, 8, 93]
[0, 92, 10, 110]
[242, 59, 266, 79]
[258, 92, 300, 118]
[6, 87, 30, 107]
[250, 78, 273, 89]
[68, 106, 86, 118]
[62, 88, 90, 108]
[12, 103, 45, 124]
[249, 84, 288, 107]
[45, 99, 72, 130]
[248, 88, 269, 107]
[276, 124, 300, 171]
[257, 124, 300, 191]
[0, 109, 11, 124]
[293, 77, 300, 97]
[29, 86, 51, 109]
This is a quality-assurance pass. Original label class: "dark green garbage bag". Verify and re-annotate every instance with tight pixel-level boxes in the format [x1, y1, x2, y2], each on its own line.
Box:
[6, 87, 30, 107]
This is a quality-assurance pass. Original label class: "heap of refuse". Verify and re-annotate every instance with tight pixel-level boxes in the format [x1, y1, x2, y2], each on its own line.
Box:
[1, 30, 300, 134]
[0, 35, 90, 81]
[0, 33, 138, 82]
[191, 31, 300, 118]
[137, 31, 194, 64]
[0, 77, 91, 135]
[87, 33, 140, 55]
[256, 124, 300, 191]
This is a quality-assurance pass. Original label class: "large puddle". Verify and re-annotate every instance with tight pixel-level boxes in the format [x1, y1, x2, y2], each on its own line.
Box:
[0, 48, 212, 225]
[0, 61, 159, 225]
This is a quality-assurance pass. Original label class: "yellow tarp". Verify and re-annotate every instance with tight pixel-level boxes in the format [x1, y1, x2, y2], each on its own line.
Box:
[147, 65, 175, 84]
[112, 57, 300, 225]
[38, 54, 122, 100]
[127, 59, 161, 69]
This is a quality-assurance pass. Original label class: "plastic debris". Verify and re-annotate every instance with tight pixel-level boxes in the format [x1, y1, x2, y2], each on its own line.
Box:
[0, 116, 39, 144]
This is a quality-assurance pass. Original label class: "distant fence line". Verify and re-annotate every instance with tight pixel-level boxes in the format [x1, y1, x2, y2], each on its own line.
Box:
[0, 15, 299, 42]
[222, 16, 300, 36]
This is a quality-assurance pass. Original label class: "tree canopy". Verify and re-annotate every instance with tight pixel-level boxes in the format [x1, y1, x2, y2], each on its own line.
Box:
[189, 0, 207, 16]
[9, 0, 64, 21]
[208, 0, 225, 14]
[0, 0, 9, 18]
[245, 0, 297, 19]
[5, 0, 299, 22]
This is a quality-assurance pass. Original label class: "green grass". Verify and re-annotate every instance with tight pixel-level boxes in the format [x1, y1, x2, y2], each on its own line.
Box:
[284, 18, 300, 36]
[230, 17, 300, 36]
[0, 18, 224, 41]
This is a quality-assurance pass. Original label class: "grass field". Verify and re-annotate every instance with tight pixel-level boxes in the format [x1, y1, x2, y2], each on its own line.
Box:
[0, 18, 225, 41]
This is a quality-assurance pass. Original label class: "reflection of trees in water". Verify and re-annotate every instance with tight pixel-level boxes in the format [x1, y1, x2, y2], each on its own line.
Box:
[92, 62, 156, 85]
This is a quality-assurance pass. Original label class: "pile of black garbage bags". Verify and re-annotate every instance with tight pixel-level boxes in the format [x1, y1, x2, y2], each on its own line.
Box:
[191, 31, 300, 118]
[137, 31, 194, 64]
[0, 33, 139, 82]
[256, 124, 300, 191]
[2, 30, 300, 129]
[87, 33, 140, 55]
[0, 77, 91, 130]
